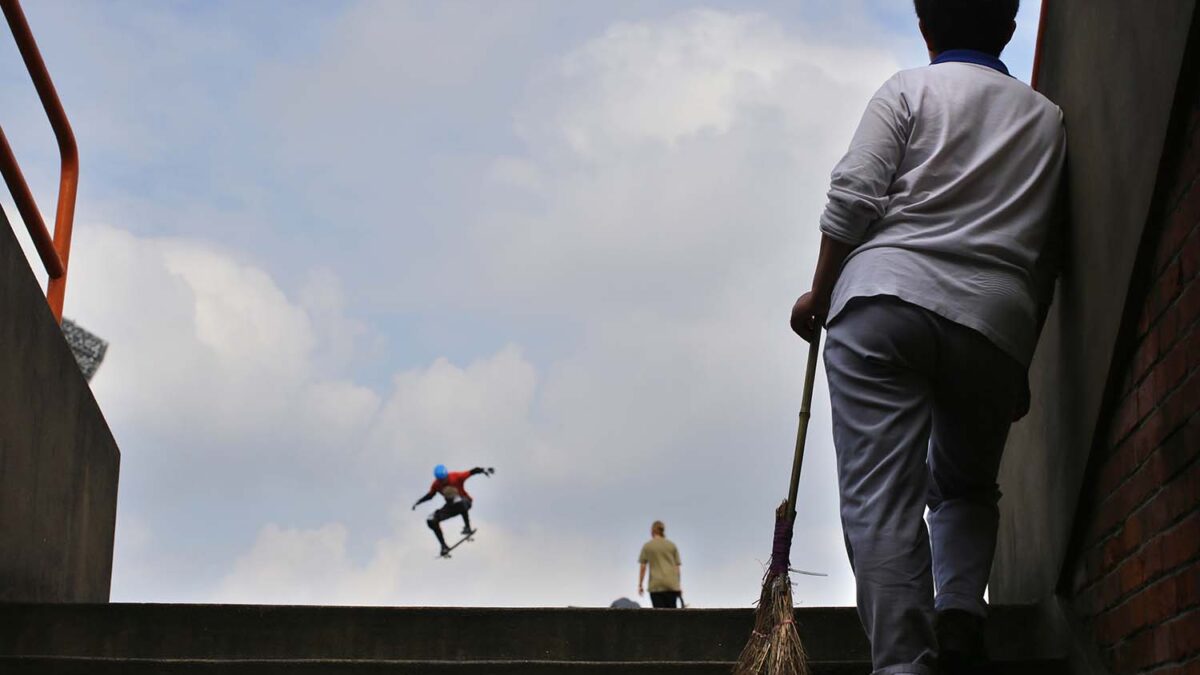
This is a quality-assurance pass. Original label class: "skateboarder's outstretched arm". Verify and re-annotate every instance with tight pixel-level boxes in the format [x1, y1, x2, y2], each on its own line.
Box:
[412, 491, 435, 510]
[468, 467, 495, 477]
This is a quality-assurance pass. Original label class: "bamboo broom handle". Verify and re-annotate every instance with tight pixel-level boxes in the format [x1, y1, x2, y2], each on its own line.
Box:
[786, 327, 822, 523]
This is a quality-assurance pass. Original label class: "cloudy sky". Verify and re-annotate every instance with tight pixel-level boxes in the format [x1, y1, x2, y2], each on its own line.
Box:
[1, 1, 1041, 608]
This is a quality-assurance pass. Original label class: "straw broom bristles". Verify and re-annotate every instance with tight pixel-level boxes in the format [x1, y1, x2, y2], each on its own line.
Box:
[732, 502, 811, 675]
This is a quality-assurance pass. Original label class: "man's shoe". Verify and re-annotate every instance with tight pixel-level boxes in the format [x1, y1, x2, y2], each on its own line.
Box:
[439, 545, 451, 557]
[937, 609, 988, 675]
[461, 526, 474, 535]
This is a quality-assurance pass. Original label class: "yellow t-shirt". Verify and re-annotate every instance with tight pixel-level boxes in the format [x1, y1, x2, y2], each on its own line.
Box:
[639, 537, 681, 592]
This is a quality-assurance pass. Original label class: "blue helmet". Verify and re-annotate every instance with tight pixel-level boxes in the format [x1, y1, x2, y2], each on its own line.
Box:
[433, 464, 449, 480]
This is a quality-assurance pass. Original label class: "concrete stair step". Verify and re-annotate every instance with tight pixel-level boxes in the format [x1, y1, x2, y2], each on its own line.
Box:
[0, 655, 1069, 674]
[0, 604, 866, 662]
[0, 603, 1070, 675]
[3, 656, 747, 674]
[0, 603, 1065, 664]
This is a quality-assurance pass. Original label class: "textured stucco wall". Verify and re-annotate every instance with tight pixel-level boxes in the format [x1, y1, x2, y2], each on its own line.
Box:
[992, 0, 1198, 603]
[0, 206, 120, 602]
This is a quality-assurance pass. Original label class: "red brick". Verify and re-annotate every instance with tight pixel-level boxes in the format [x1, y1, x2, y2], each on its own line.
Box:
[1097, 440, 1138, 497]
[1124, 516, 1147, 551]
[1144, 535, 1167, 580]
[1160, 424, 1200, 481]
[1150, 262, 1185, 321]
[1156, 173, 1198, 269]
[1120, 554, 1149, 595]
[1152, 343, 1190, 413]
[1162, 512, 1200, 569]
[1166, 458, 1200, 523]
[1092, 496, 1127, 542]
[1158, 234, 1182, 275]
[1183, 225, 1200, 280]
[1183, 281, 1200, 326]
[1158, 624, 1178, 665]
[1107, 489, 1195, 586]
[1135, 410, 1170, 463]
[1140, 373, 1162, 419]
[1162, 336, 1195, 392]
[1163, 369, 1200, 432]
[1171, 610, 1200, 657]
[1088, 539, 1116, 579]
[1125, 452, 1166, 512]
[1190, 324, 1200, 371]
[1134, 339, 1163, 392]
[1178, 569, 1200, 611]
[1095, 608, 1119, 644]
[1116, 627, 1163, 671]
[1100, 572, 1124, 611]
[1133, 494, 1170, 539]
[1143, 355, 1186, 420]
[1104, 529, 1137, 571]
[1148, 575, 1182, 624]
[1161, 302, 1185, 354]
[1113, 629, 1142, 667]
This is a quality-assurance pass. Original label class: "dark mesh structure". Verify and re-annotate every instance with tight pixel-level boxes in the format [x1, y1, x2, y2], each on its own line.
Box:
[61, 318, 107, 382]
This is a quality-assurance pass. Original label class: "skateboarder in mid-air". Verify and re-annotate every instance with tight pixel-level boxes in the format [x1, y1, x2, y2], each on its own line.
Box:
[412, 464, 494, 556]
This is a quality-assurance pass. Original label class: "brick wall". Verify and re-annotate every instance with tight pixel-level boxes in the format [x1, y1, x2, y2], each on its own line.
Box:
[1068, 66, 1200, 675]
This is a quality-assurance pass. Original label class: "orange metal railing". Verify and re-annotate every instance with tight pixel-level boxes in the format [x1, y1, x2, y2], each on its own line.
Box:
[0, 0, 78, 323]
[1030, 0, 1049, 91]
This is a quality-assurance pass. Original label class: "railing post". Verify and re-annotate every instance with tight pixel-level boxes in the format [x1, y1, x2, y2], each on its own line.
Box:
[1030, 0, 1049, 92]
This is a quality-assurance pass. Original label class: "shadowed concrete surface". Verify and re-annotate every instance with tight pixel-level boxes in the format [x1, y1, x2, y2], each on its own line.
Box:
[0, 205, 120, 602]
[0, 604, 1067, 674]
[993, 0, 1198, 603]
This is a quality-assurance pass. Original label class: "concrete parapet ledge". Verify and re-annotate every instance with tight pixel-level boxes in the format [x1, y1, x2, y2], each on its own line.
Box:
[0, 205, 120, 602]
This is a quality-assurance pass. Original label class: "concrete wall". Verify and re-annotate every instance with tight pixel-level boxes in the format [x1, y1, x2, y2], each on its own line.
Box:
[0, 206, 120, 602]
[992, 0, 1198, 603]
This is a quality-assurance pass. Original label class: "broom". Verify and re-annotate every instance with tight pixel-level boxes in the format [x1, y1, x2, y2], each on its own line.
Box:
[733, 327, 822, 675]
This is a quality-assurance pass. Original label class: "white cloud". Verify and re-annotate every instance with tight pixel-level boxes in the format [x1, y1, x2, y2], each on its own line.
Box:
[65, 224, 380, 449]
[363, 345, 541, 474]
[476, 8, 898, 315]
[521, 9, 895, 156]
[214, 517, 632, 607]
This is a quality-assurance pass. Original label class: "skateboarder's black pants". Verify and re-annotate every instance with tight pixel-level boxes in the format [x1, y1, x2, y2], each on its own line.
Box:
[650, 591, 681, 608]
[427, 498, 473, 545]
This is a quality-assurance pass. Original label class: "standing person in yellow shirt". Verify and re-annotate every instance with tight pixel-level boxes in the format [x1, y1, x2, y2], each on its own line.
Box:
[637, 521, 682, 608]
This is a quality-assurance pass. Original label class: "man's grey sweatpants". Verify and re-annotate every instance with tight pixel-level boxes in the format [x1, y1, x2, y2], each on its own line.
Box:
[824, 296, 1024, 675]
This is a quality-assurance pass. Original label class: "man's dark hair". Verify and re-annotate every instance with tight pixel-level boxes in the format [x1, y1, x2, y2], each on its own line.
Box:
[913, 0, 1020, 56]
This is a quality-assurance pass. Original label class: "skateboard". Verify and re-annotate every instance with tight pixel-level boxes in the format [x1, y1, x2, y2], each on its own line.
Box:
[438, 528, 477, 559]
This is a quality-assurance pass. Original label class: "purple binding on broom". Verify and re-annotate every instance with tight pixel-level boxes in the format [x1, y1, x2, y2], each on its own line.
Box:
[769, 514, 794, 575]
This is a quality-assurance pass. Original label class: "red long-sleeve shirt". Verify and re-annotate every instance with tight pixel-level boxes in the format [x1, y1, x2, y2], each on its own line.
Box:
[429, 471, 474, 501]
